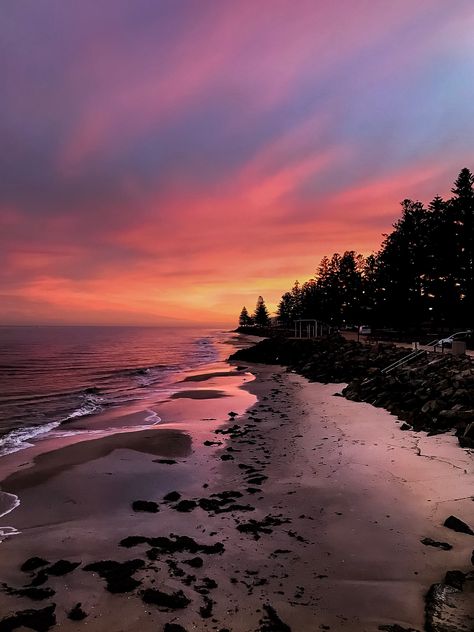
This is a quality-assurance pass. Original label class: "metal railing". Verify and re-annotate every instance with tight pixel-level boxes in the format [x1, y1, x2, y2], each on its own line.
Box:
[381, 349, 426, 374]
[381, 337, 441, 374]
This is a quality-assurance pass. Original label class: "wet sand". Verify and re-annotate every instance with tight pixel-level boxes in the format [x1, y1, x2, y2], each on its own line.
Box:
[170, 389, 229, 399]
[0, 363, 472, 631]
[3, 429, 192, 494]
[180, 371, 244, 382]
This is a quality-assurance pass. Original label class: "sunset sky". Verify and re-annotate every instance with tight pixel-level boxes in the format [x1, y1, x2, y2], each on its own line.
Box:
[2, 1, 474, 325]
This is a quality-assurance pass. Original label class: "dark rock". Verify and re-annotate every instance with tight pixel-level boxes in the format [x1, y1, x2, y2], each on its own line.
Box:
[258, 604, 291, 631]
[83, 559, 145, 593]
[458, 421, 474, 448]
[182, 574, 196, 586]
[172, 500, 197, 512]
[444, 570, 466, 590]
[46, 560, 80, 576]
[67, 603, 87, 621]
[212, 490, 243, 500]
[183, 557, 203, 568]
[154, 459, 177, 465]
[132, 500, 159, 513]
[425, 582, 471, 632]
[27, 560, 79, 585]
[198, 496, 253, 514]
[28, 572, 49, 587]
[166, 560, 185, 578]
[20, 558, 50, 573]
[0, 604, 56, 632]
[141, 588, 191, 610]
[237, 515, 290, 540]
[120, 534, 224, 555]
[1, 584, 55, 601]
[195, 577, 217, 594]
[120, 536, 149, 548]
[270, 549, 292, 558]
[420, 537, 452, 550]
[202, 577, 217, 589]
[163, 491, 181, 502]
[199, 596, 214, 618]
[246, 476, 268, 485]
[163, 625, 188, 632]
[443, 515, 474, 535]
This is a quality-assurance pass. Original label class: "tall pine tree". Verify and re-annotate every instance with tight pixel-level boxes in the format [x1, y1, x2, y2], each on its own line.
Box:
[451, 168, 474, 324]
[253, 296, 270, 326]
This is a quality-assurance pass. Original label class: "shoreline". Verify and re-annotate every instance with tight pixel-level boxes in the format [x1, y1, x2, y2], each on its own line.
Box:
[230, 335, 474, 449]
[0, 341, 472, 630]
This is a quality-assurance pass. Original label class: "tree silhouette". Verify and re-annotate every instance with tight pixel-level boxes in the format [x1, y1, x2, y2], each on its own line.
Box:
[451, 168, 474, 321]
[277, 281, 302, 325]
[277, 292, 293, 326]
[239, 306, 253, 326]
[267, 168, 474, 332]
[253, 296, 270, 326]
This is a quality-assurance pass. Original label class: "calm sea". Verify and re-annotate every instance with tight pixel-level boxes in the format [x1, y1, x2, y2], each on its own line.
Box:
[0, 326, 223, 457]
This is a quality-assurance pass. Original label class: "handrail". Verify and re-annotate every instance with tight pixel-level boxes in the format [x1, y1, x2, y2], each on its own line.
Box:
[382, 349, 426, 374]
[382, 350, 419, 373]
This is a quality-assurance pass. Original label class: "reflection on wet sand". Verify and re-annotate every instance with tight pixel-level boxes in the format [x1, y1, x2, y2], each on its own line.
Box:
[3, 429, 192, 493]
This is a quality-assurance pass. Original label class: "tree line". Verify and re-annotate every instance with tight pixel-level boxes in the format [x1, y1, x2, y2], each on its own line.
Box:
[239, 296, 271, 327]
[239, 168, 474, 332]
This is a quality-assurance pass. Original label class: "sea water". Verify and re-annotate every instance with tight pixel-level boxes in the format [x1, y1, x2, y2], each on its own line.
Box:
[0, 326, 223, 458]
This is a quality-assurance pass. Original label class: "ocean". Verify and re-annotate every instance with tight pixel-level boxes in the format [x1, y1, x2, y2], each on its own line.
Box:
[0, 326, 224, 458]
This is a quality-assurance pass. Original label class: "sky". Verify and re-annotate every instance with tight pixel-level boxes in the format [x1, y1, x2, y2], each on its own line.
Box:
[1, 1, 474, 326]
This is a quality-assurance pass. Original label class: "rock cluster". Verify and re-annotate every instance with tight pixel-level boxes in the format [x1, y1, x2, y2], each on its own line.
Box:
[342, 352, 474, 447]
[230, 335, 474, 447]
[231, 336, 407, 381]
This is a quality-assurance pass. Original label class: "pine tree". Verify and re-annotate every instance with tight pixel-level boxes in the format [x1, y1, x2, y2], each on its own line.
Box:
[238, 306, 252, 326]
[277, 281, 302, 325]
[253, 296, 270, 326]
[277, 292, 293, 326]
[451, 168, 474, 323]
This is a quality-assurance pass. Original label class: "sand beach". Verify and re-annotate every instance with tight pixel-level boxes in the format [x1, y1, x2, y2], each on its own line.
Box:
[0, 336, 472, 631]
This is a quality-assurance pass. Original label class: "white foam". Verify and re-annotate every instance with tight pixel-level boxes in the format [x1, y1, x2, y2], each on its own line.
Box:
[0, 394, 104, 457]
[63, 394, 103, 421]
[0, 491, 20, 519]
[0, 421, 62, 457]
[0, 527, 21, 542]
[144, 409, 162, 425]
[0, 491, 21, 543]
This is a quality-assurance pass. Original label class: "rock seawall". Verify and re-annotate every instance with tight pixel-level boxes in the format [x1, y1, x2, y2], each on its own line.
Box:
[230, 336, 474, 449]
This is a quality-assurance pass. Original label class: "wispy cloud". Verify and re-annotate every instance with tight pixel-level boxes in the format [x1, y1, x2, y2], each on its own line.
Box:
[1, 0, 474, 323]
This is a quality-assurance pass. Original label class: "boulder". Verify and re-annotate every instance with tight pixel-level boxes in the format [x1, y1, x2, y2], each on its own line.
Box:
[443, 515, 473, 535]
